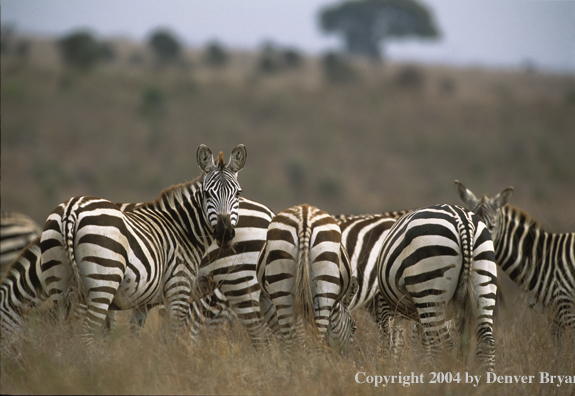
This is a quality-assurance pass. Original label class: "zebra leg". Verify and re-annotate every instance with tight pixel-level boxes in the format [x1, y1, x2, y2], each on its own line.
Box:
[417, 303, 451, 368]
[129, 305, 150, 335]
[374, 295, 405, 365]
[550, 298, 575, 346]
[259, 290, 280, 336]
[466, 252, 497, 372]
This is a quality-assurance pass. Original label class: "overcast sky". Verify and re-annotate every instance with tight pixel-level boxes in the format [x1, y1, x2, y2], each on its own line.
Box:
[2, 0, 575, 72]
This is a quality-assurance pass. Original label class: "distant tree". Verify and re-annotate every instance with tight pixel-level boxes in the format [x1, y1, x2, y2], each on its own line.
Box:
[99, 41, 116, 63]
[204, 41, 228, 67]
[321, 51, 356, 83]
[58, 31, 105, 71]
[319, 0, 439, 61]
[283, 48, 304, 69]
[257, 43, 282, 74]
[148, 29, 181, 65]
[1, 25, 16, 54]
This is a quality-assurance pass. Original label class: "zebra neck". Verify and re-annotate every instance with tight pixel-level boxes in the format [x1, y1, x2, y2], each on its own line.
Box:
[138, 179, 214, 252]
[494, 206, 550, 300]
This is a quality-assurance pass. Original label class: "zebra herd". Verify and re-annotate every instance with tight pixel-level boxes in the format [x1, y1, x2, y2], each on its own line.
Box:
[1, 144, 574, 374]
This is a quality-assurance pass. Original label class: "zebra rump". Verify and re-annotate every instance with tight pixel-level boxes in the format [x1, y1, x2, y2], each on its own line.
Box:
[376, 204, 497, 371]
[257, 204, 356, 351]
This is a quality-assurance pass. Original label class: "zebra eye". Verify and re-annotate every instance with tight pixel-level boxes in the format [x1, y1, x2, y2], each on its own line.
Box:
[236, 190, 242, 198]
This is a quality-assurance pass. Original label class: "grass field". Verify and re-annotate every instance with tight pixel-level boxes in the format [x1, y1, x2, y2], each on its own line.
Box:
[1, 36, 575, 395]
[1, 297, 573, 395]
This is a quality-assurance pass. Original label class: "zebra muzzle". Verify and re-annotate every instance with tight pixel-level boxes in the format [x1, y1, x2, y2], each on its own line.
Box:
[215, 214, 235, 248]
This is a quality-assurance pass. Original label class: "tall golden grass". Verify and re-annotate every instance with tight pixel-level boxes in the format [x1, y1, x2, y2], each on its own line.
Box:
[2, 294, 573, 395]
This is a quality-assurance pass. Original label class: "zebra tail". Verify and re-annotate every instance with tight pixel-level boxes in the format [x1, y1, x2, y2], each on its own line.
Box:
[294, 224, 318, 340]
[456, 219, 475, 352]
[63, 212, 87, 316]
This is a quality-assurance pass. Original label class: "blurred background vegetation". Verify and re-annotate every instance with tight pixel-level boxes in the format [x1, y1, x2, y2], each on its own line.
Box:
[1, 2, 575, 234]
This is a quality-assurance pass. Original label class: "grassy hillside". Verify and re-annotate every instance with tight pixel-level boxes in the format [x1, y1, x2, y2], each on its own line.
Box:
[2, 37, 575, 232]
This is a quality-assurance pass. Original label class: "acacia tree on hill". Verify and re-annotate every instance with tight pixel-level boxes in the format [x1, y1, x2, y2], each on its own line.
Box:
[319, 0, 439, 62]
[58, 31, 113, 71]
[148, 29, 181, 65]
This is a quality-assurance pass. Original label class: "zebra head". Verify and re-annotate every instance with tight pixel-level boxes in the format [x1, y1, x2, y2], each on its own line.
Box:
[455, 180, 513, 239]
[197, 144, 247, 248]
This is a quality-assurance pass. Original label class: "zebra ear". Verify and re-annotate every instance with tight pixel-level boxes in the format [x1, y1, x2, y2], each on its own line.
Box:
[197, 144, 215, 173]
[492, 187, 513, 209]
[228, 144, 247, 173]
[454, 180, 478, 208]
[343, 276, 359, 307]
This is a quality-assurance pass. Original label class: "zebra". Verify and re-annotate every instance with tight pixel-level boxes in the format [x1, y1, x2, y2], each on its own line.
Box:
[24, 144, 247, 342]
[196, 197, 278, 345]
[1, 211, 42, 277]
[0, 217, 253, 345]
[455, 180, 575, 343]
[376, 204, 498, 371]
[256, 204, 358, 353]
[334, 211, 409, 315]
[1, 236, 46, 340]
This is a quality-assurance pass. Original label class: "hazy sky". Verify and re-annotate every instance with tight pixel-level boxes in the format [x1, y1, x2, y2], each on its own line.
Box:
[2, 0, 575, 72]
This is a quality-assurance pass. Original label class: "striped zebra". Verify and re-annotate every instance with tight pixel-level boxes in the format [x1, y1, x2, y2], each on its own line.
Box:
[455, 180, 575, 343]
[376, 204, 498, 371]
[1, 236, 46, 340]
[336, 211, 451, 359]
[24, 144, 246, 342]
[191, 196, 278, 345]
[256, 204, 357, 352]
[2, 152, 277, 346]
[1, 237, 241, 345]
[334, 211, 408, 315]
[1, 211, 42, 277]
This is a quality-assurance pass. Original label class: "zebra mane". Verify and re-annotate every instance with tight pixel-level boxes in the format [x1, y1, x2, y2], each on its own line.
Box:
[334, 210, 411, 222]
[503, 204, 544, 231]
[141, 174, 203, 208]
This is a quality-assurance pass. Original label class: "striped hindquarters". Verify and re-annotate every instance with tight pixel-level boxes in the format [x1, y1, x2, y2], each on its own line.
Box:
[336, 212, 407, 313]
[257, 204, 353, 350]
[376, 204, 497, 371]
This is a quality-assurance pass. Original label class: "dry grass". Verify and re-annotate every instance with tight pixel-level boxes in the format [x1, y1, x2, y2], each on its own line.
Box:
[1, 296, 573, 395]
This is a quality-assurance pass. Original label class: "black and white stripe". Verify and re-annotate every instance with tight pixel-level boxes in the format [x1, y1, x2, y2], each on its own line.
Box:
[1, 237, 46, 337]
[376, 204, 498, 371]
[256, 204, 357, 352]
[0, 199, 276, 345]
[335, 211, 408, 315]
[456, 180, 575, 343]
[196, 197, 277, 345]
[1, 211, 42, 277]
[17, 144, 246, 341]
